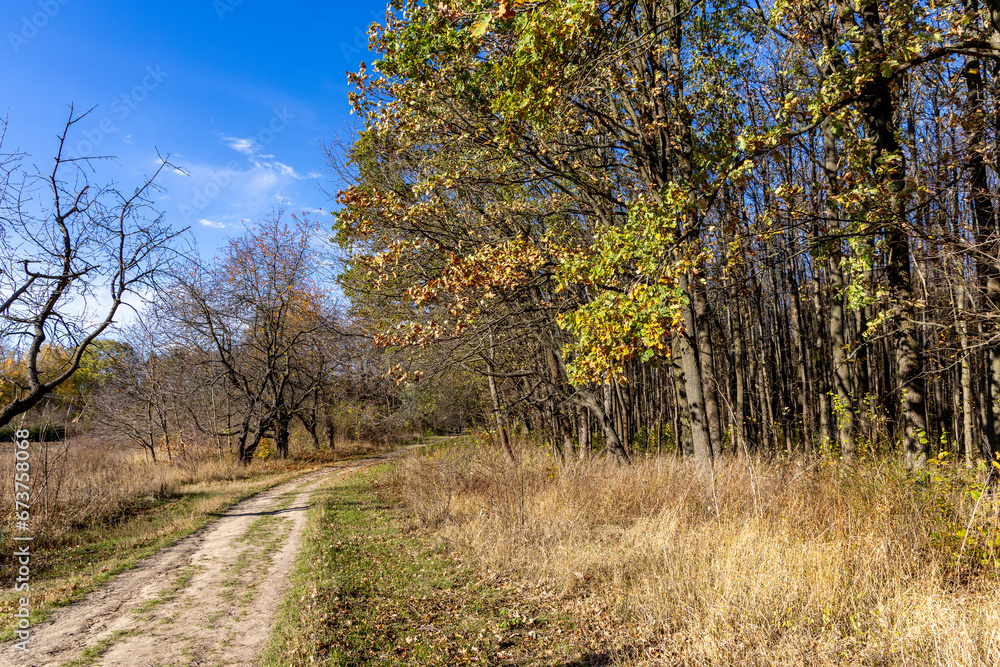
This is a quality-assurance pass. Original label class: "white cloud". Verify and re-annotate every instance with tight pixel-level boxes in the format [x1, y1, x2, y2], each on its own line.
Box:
[273, 161, 299, 178]
[166, 138, 325, 235]
[224, 137, 256, 155]
[157, 156, 189, 176]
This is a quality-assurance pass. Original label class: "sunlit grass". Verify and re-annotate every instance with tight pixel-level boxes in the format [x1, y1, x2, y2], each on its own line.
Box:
[394, 438, 1000, 665]
[262, 466, 586, 665]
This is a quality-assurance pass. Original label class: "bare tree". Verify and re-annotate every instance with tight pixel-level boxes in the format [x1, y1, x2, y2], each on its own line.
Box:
[0, 106, 185, 429]
[162, 215, 340, 463]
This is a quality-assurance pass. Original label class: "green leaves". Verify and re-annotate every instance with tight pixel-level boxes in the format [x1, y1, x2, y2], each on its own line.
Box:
[471, 13, 492, 37]
[552, 191, 706, 383]
[484, 0, 599, 125]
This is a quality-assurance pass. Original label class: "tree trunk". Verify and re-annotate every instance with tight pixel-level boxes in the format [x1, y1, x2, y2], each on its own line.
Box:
[828, 258, 856, 459]
[677, 274, 713, 467]
[325, 409, 336, 451]
[787, 270, 810, 452]
[488, 371, 515, 462]
[671, 332, 694, 456]
[850, 0, 927, 468]
[238, 426, 265, 464]
[964, 8, 1000, 482]
[276, 415, 290, 459]
[573, 390, 630, 464]
[692, 279, 722, 457]
[578, 409, 591, 460]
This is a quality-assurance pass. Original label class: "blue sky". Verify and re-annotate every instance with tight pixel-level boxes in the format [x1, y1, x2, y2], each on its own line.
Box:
[1, 0, 383, 259]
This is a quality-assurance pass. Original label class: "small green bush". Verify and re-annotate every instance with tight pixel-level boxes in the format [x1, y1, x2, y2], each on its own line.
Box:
[0, 423, 66, 442]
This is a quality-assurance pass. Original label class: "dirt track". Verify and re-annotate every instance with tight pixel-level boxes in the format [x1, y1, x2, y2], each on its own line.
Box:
[0, 447, 416, 667]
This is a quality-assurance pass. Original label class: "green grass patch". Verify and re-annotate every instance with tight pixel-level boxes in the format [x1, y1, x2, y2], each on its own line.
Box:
[261, 466, 586, 666]
[59, 628, 139, 667]
[221, 509, 295, 606]
[412, 434, 472, 458]
[132, 564, 204, 616]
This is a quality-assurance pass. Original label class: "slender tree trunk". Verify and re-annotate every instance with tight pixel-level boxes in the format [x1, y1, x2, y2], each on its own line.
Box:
[788, 270, 810, 452]
[828, 258, 856, 459]
[692, 279, 722, 457]
[964, 8, 1000, 482]
[678, 274, 713, 467]
[730, 304, 749, 451]
[578, 409, 591, 460]
[488, 371, 515, 463]
[671, 332, 694, 457]
[813, 280, 833, 452]
[574, 390, 630, 464]
[849, 0, 928, 468]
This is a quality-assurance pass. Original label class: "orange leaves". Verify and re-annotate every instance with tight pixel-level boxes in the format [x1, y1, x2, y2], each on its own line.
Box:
[496, 1, 517, 19]
[406, 237, 544, 308]
[471, 0, 519, 39]
[364, 235, 548, 352]
[386, 364, 423, 383]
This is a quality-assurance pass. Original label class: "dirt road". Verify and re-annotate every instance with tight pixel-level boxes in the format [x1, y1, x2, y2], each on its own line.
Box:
[0, 447, 417, 667]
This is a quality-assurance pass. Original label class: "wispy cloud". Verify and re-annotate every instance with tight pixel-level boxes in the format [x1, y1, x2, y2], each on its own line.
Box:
[222, 137, 307, 181]
[224, 136, 256, 155]
[263, 160, 300, 178]
[167, 156, 307, 225]
[164, 111, 323, 232]
[157, 156, 189, 176]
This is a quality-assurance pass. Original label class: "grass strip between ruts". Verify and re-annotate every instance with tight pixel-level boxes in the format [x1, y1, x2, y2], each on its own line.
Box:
[262, 466, 589, 666]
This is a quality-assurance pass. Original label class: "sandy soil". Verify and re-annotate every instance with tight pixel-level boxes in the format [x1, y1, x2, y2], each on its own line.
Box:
[0, 447, 416, 667]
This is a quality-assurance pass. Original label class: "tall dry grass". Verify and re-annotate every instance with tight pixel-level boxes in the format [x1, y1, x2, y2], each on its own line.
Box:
[1, 440, 249, 545]
[395, 438, 1000, 665]
[0, 434, 393, 547]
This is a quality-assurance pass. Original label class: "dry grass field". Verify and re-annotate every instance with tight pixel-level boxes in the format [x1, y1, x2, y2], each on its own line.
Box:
[394, 437, 1000, 665]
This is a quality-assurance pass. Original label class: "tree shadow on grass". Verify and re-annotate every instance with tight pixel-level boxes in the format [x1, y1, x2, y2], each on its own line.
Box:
[556, 643, 649, 667]
[560, 654, 613, 666]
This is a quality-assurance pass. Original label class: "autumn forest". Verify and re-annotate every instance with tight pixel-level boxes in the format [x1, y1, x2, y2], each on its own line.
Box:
[335, 0, 1000, 475]
[3, 0, 1000, 663]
